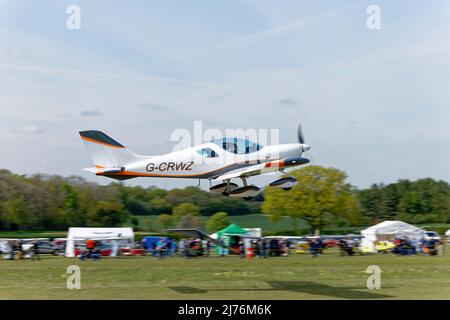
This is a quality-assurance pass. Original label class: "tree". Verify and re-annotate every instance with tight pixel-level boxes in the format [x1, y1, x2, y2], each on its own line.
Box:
[149, 197, 173, 215]
[143, 218, 152, 231]
[263, 166, 363, 234]
[89, 200, 129, 227]
[2, 195, 29, 230]
[172, 203, 200, 221]
[130, 216, 140, 228]
[357, 178, 450, 224]
[157, 213, 174, 229]
[176, 214, 204, 230]
[57, 183, 84, 227]
[206, 212, 230, 233]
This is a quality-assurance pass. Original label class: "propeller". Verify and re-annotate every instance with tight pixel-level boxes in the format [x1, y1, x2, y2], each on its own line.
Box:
[297, 123, 305, 144]
[297, 122, 311, 152]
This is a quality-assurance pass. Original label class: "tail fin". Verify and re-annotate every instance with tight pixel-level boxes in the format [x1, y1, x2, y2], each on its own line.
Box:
[79, 130, 141, 168]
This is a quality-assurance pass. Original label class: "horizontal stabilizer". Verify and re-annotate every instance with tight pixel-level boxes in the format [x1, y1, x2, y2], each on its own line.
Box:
[83, 167, 124, 174]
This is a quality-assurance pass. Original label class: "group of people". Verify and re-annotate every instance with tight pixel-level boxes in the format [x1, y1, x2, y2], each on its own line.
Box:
[235, 238, 291, 258]
[79, 239, 102, 260]
[337, 238, 360, 256]
[392, 237, 445, 256]
[310, 238, 327, 257]
[179, 239, 211, 258]
[2, 240, 40, 260]
[141, 238, 212, 258]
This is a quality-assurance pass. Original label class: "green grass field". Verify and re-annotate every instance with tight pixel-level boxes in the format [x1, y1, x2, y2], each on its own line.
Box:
[1, 248, 449, 299]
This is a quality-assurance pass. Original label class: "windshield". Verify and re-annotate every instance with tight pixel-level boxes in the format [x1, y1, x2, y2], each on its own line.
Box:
[211, 138, 263, 154]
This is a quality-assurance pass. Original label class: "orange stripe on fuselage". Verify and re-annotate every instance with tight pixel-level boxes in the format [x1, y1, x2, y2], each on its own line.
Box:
[99, 170, 219, 178]
[98, 158, 283, 178]
[265, 160, 285, 168]
[80, 136, 125, 149]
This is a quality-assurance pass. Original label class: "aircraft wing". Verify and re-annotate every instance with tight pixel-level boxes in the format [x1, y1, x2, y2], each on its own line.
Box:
[213, 157, 310, 181]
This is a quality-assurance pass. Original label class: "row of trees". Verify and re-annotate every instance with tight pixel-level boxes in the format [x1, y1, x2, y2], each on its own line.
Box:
[262, 166, 449, 233]
[155, 210, 230, 233]
[0, 169, 258, 230]
[0, 167, 448, 232]
[357, 178, 449, 224]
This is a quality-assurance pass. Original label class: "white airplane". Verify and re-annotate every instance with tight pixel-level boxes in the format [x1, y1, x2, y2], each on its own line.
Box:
[79, 124, 311, 200]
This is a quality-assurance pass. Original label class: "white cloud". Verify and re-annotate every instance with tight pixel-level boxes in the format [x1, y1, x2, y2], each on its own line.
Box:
[10, 125, 46, 134]
[80, 109, 103, 117]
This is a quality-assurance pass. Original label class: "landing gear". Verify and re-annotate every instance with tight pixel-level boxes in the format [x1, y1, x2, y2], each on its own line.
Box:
[209, 181, 238, 194]
[269, 174, 298, 190]
[210, 176, 260, 199]
[227, 185, 260, 198]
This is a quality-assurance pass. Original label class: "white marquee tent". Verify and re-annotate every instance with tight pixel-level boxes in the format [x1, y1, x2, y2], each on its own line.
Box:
[361, 220, 425, 242]
[65, 227, 134, 257]
[445, 229, 450, 237]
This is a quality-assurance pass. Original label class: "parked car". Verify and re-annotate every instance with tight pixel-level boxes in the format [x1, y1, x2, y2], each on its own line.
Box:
[423, 231, 441, 241]
[52, 240, 66, 255]
[375, 240, 396, 252]
[35, 241, 57, 255]
[120, 246, 145, 256]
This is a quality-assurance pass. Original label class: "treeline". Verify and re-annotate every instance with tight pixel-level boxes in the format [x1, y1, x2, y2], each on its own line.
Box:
[358, 178, 449, 224]
[0, 168, 448, 231]
[0, 169, 260, 230]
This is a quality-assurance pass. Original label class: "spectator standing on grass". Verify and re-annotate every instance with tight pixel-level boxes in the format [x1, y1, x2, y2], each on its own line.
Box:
[342, 238, 353, 256]
[239, 240, 245, 258]
[204, 240, 210, 257]
[257, 238, 265, 258]
[182, 239, 189, 258]
[170, 240, 176, 257]
[420, 238, 426, 255]
[86, 239, 95, 258]
[178, 239, 184, 257]
[338, 239, 346, 256]
[9, 241, 17, 260]
[17, 240, 24, 260]
[31, 241, 40, 261]
[155, 238, 164, 258]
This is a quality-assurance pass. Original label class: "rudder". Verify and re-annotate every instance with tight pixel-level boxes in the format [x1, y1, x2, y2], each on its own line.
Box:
[79, 130, 141, 168]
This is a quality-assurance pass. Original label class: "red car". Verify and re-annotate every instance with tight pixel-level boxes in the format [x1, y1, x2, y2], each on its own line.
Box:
[120, 247, 145, 256]
[324, 239, 338, 248]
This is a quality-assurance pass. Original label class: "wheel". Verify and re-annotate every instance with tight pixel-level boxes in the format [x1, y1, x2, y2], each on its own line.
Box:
[283, 187, 292, 191]
[243, 196, 254, 201]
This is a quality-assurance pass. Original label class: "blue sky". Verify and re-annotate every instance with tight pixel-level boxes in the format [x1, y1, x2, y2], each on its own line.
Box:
[0, 0, 449, 189]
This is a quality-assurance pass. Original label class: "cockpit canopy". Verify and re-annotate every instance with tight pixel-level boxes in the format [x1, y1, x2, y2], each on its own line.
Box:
[211, 138, 263, 154]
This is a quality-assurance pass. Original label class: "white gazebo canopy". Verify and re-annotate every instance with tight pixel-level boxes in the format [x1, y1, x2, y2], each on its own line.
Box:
[65, 227, 134, 257]
[361, 220, 425, 242]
